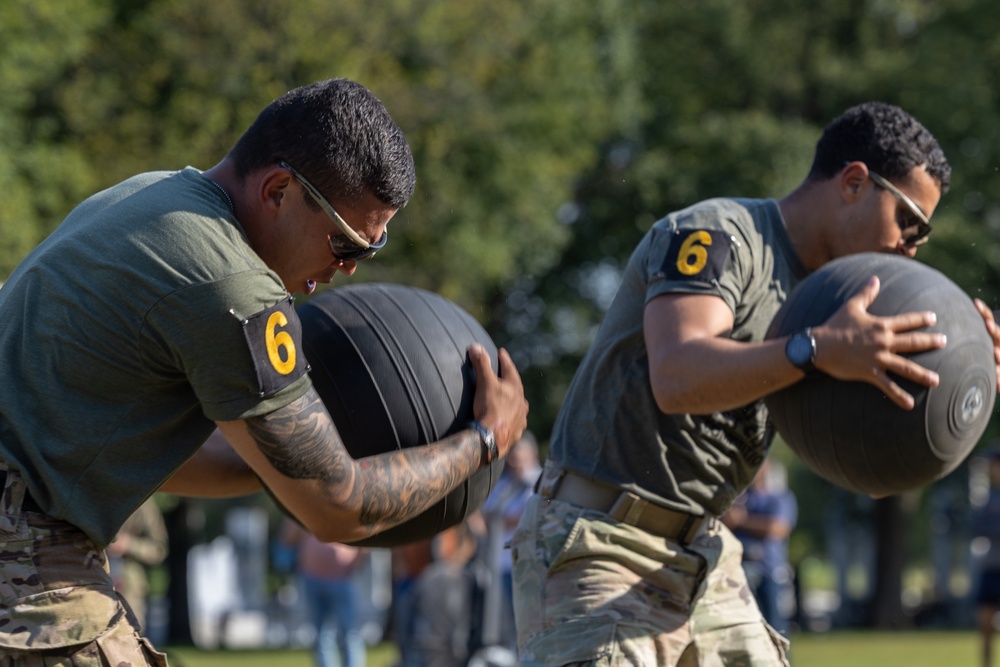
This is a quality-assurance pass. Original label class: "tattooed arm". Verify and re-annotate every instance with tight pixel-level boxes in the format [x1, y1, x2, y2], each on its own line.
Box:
[215, 344, 528, 543]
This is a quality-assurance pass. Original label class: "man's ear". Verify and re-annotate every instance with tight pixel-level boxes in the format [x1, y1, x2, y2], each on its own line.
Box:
[840, 161, 869, 202]
[258, 166, 293, 215]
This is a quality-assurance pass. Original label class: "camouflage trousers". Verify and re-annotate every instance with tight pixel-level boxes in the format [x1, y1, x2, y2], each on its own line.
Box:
[511, 469, 790, 666]
[0, 463, 168, 666]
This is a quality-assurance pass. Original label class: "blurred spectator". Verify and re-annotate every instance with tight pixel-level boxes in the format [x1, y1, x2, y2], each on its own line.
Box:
[390, 538, 435, 663]
[481, 430, 541, 650]
[280, 518, 370, 667]
[107, 497, 169, 634]
[722, 458, 798, 636]
[405, 517, 489, 667]
[972, 451, 1000, 667]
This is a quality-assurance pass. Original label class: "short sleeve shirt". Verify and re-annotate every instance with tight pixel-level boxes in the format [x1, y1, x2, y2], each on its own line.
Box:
[549, 198, 809, 516]
[0, 168, 312, 545]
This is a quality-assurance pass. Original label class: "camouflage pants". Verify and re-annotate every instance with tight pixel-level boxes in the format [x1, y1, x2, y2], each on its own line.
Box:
[0, 463, 167, 666]
[511, 482, 790, 666]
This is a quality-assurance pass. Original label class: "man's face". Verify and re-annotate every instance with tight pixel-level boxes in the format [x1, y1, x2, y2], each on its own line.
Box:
[842, 165, 942, 259]
[269, 181, 397, 296]
[297, 188, 397, 295]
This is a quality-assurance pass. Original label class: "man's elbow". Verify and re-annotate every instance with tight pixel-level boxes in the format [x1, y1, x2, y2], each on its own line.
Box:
[298, 514, 371, 545]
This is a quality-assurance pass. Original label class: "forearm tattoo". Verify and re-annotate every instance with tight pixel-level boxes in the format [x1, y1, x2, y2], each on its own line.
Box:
[352, 429, 480, 530]
[245, 387, 481, 532]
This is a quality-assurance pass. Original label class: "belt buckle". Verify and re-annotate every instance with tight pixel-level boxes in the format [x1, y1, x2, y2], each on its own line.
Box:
[676, 513, 699, 545]
[608, 492, 645, 525]
[609, 492, 702, 544]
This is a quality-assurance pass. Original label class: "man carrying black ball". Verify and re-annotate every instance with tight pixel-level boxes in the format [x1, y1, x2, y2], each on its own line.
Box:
[0, 78, 528, 665]
[511, 102, 1000, 666]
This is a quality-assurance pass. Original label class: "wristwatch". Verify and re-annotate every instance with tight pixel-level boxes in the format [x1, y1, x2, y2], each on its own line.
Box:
[785, 328, 817, 373]
[468, 421, 498, 466]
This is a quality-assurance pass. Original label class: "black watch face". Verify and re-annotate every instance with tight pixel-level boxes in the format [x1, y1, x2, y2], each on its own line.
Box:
[788, 332, 814, 367]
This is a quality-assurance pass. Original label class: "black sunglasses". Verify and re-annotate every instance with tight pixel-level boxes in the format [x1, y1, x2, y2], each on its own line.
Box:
[867, 169, 933, 248]
[279, 161, 388, 261]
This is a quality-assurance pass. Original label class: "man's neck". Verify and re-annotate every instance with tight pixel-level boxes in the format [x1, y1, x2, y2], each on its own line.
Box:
[777, 181, 835, 272]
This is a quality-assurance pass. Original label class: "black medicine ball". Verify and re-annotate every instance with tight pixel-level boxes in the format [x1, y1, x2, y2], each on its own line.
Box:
[297, 283, 505, 547]
[765, 253, 996, 497]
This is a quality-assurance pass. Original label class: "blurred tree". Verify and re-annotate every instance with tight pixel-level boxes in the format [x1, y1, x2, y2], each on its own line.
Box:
[0, 0, 622, 314]
[0, 0, 112, 275]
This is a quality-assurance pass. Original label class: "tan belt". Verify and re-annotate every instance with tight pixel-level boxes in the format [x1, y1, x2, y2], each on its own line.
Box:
[545, 469, 709, 545]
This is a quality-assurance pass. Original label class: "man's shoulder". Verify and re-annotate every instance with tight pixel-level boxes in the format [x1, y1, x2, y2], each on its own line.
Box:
[652, 197, 780, 247]
[665, 196, 774, 221]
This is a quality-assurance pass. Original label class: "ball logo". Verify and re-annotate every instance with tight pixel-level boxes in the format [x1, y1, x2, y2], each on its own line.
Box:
[265, 310, 296, 375]
[962, 385, 985, 424]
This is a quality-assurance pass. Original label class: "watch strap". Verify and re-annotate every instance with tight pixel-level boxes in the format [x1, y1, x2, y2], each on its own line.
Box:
[468, 421, 498, 466]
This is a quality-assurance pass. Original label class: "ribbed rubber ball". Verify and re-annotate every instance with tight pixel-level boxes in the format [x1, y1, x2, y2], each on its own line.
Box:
[297, 283, 505, 547]
[765, 253, 995, 496]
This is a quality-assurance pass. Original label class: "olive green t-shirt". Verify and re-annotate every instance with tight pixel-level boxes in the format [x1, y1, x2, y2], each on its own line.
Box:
[0, 168, 312, 545]
[549, 197, 808, 517]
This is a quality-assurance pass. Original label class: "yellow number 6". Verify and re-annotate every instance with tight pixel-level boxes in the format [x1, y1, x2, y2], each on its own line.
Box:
[265, 311, 296, 375]
[676, 231, 712, 276]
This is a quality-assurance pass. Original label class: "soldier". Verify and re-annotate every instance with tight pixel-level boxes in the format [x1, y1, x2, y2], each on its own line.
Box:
[0, 78, 528, 665]
[511, 102, 999, 666]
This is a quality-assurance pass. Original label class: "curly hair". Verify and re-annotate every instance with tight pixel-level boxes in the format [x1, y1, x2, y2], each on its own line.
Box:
[807, 102, 951, 195]
[228, 78, 416, 208]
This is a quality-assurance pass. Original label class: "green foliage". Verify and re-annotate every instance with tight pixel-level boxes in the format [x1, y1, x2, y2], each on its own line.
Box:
[352, 0, 628, 307]
[0, 0, 620, 312]
[0, 0, 112, 273]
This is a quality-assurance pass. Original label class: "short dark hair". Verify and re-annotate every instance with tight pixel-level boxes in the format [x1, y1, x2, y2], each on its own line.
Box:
[807, 102, 951, 195]
[229, 78, 416, 208]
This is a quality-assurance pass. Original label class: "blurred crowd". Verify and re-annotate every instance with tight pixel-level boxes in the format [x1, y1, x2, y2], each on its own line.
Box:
[254, 429, 541, 667]
[112, 443, 1000, 667]
[389, 431, 541, 667]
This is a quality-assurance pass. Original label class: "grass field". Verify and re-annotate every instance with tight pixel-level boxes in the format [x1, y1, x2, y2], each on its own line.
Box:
[164, 641, 398, 667]
[163, 631, 984, 666]
[787, 631, 979, 666]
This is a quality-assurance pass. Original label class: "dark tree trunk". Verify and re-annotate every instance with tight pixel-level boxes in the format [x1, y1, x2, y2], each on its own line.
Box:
[870, 494, 910, 629]
[164, 499, 193, 645]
